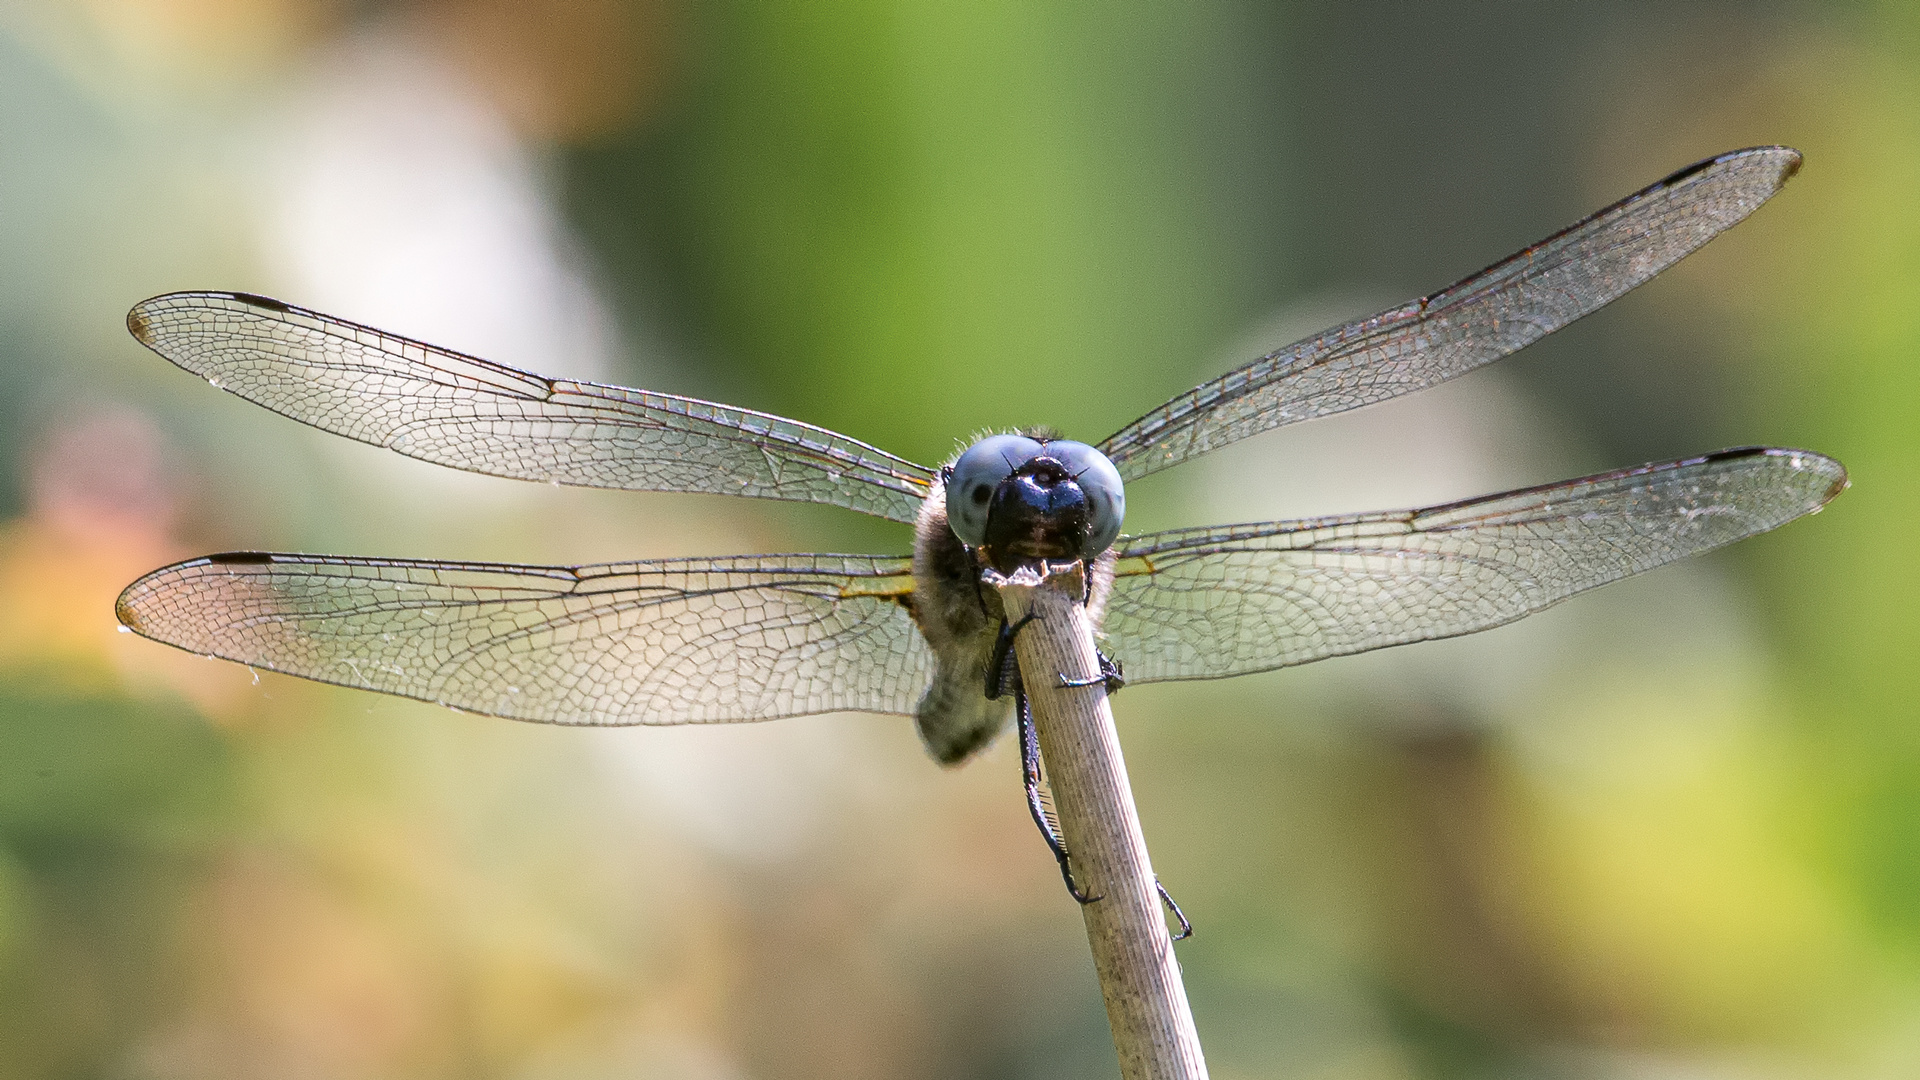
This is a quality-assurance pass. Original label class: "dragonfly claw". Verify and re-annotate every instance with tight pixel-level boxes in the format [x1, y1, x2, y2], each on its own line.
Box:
[1058, 652, 1125, 695]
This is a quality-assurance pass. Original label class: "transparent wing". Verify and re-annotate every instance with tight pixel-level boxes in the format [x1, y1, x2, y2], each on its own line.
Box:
[127, 292, 937, 524]
[1099, 146, 1802, 479]
[1102, 447, 1846, 682]
[116, 551, 932, 724]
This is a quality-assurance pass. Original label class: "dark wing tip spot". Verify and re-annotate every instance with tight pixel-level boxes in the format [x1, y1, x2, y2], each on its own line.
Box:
[229, 292, 293, 313]
[1656, 155, 1720, 190]
[1656, 145, 1802, 193]
[125, 307, 151, 345]
[207, 551, 277, 565]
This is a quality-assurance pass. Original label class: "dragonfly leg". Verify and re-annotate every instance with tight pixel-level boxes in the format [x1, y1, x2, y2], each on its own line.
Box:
[968, 546, 993, 620]
[1059, 651, 1126, 694]
[1020, 686, 1100, 905]
[1155, 877, 1193, 941]
[983, 612, 1037, 700]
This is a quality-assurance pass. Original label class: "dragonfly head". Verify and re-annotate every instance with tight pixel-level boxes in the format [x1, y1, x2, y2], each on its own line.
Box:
[945, 433, 1125, 573]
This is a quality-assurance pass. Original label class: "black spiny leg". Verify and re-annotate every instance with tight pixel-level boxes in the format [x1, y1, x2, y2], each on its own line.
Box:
[992, 613, 1186, 934]
[988, 613, 1182, 931]
[1019, 687, 1100, 904]
[988, 612, 1101, 906]
[1156, 878, 1193, 941]
[990, 613, 1099, 903]
[984, 613, 1035, 701]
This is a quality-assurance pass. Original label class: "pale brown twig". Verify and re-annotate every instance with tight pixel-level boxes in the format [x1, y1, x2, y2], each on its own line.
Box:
[993, 562, 1207, 1080]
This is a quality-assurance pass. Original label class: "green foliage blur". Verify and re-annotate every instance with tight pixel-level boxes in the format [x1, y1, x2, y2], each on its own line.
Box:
[0, 2, 1915, 1077]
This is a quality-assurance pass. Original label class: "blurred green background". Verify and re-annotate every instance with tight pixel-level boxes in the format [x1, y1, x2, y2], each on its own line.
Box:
[0, 2, 1914, 1077]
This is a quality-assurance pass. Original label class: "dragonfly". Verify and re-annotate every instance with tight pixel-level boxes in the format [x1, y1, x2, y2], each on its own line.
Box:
[117, 145, 1843, 908]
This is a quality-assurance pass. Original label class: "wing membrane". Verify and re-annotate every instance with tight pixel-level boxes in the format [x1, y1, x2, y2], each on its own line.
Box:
[127, 292, 936, 524]
[116, 551, 931, 724]
[1102, 447, 1846, 682]
[1099, 147, 1802, 478]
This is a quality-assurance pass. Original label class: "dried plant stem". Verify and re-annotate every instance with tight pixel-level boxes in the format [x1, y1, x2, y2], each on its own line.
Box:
[994, 562, 1208, 1080]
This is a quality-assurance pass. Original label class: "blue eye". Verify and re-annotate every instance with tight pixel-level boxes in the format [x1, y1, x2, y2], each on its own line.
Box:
[1044, 440, 1126, 557]
[945, 434, 1043, 545]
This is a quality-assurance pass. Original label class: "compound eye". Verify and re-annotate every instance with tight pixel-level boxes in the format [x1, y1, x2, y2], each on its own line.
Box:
[1044, 440, 1126, 557]
[945, 434, 1044, 546]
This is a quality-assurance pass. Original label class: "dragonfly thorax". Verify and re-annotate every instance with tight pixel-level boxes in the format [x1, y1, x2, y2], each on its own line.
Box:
[944, 434, 1125, 574]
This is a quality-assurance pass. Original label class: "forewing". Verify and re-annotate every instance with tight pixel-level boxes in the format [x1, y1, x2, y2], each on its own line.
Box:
[1102, 448, 1845, 681]
[1099, 147, 1802, 478]
[127, 292, 936, 524]
[116, 551, 932, 724]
